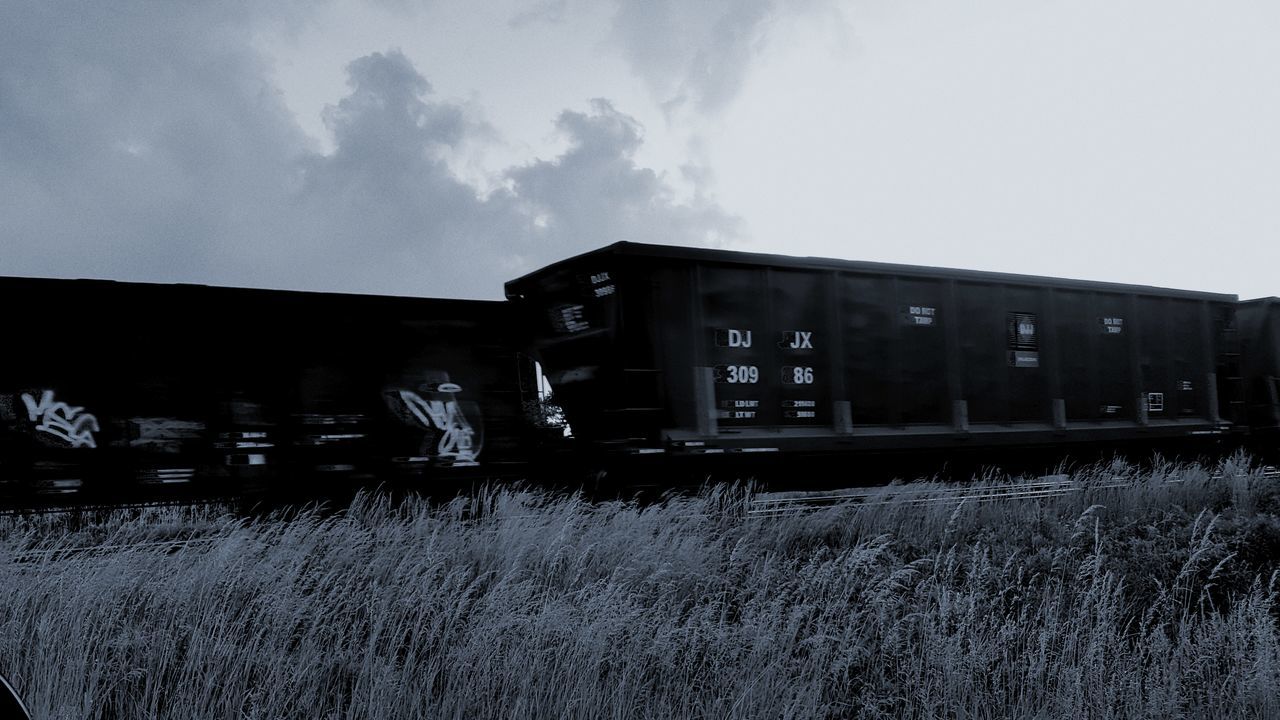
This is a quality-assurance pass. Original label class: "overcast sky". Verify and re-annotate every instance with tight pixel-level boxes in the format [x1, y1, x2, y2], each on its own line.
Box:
[2, 1, 1277, 299]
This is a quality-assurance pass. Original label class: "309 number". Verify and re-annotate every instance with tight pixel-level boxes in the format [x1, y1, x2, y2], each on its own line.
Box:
[714, 365, 759, 384]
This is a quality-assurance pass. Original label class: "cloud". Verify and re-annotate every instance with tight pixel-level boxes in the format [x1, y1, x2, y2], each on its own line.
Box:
[607, 0, 830, 114]
[509, 0, 569, 28]
[273, 53, 737, 294]
[284, 51, 518, 295]
[498, 0, 840, 114]
[0, 3, 737, 299]
[0, 2, 317, 282]
[507, 99, 738, 262]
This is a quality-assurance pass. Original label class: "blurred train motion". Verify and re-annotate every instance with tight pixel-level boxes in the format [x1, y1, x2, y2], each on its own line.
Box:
[3, 242, 1279, 505]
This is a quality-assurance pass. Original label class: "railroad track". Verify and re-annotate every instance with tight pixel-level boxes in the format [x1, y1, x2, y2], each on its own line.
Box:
[3, 497, 239, 564]
[11, 537, 222, 564]
[7, 469, 1276, 560]
[745, 468, 1280, 518]
[0, 496, 241, 518]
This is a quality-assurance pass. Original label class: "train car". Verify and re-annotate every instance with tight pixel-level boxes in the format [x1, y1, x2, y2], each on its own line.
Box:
[0, 276, 541, 503]
[506, 242, 1243, 477]
[1238, 297, 1280, 453]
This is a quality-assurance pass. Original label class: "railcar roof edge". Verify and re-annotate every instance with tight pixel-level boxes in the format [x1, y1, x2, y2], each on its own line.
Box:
[0, 275, 510, 306]
[505, 241, 1240, 302]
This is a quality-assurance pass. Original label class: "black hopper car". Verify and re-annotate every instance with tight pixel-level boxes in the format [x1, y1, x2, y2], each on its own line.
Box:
[2, 242, 1278, 504]
[0, 278, 541, 504]
[506, 243, 1266, 481]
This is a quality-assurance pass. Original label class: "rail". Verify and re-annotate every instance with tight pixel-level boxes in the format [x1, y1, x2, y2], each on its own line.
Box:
[0, 496, 241, 518]
[6, 469, 1276, 560]
[11, 537, 221, 563]
[745, 468, 1280, 518]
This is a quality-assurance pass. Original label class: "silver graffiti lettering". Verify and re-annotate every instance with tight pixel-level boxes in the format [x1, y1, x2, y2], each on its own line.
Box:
[398, 390, 478, 463]
[21, 390, 100, 448]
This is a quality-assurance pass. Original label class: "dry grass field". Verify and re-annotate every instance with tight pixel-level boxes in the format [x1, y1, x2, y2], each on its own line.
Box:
[2, 459, 1279, 719]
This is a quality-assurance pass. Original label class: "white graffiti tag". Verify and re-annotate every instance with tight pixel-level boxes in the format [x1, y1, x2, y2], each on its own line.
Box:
[21, 390, 100, 448]
[398, 390, 478, 464]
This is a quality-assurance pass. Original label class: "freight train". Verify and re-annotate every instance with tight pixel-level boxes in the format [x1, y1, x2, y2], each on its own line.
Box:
[2, 242, 1278, 504]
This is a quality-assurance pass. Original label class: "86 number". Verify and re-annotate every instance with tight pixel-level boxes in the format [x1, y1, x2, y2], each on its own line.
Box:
[782, 366, 814, 385]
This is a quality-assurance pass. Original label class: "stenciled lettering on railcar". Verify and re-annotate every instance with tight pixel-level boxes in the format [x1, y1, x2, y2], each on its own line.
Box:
[550, 304, 590, 333]
[131, 418, 205, 438]
[1008, 350, 1040, 368]
[1146, 392, 1165, 413]
[582, 271, 616, 298]
[714, 328, 753, 348]
[713, 365, 759, 384]
[1100, 317, 1125, 334]
[782, 399, 817, 419]
[20, 390, 100, 448]
[781, 366, 815, 385]
[778, 331, 814, 349]
[902, 306, 937, 327]
[128, 417, 206, 453]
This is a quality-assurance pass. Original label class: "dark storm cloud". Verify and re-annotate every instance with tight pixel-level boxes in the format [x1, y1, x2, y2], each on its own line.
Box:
[0, 4, 736, 299]
[508, 99, 739, 257]
[284, 50, 517, 296]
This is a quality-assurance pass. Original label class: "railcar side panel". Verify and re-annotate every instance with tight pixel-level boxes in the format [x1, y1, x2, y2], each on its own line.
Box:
[0, 277, 536, 502]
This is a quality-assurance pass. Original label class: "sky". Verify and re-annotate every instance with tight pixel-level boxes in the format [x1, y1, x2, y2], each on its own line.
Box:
[2, 0, 1278, 300]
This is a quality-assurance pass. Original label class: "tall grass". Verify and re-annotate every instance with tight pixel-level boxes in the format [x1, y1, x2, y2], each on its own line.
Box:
[2, 459, 1278, 719]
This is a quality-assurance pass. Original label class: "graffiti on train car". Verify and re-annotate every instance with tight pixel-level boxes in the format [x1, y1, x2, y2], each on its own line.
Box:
[384, 377, 481, 465]
[20, 390, 100, 448]
[397, 391, 479, 463]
